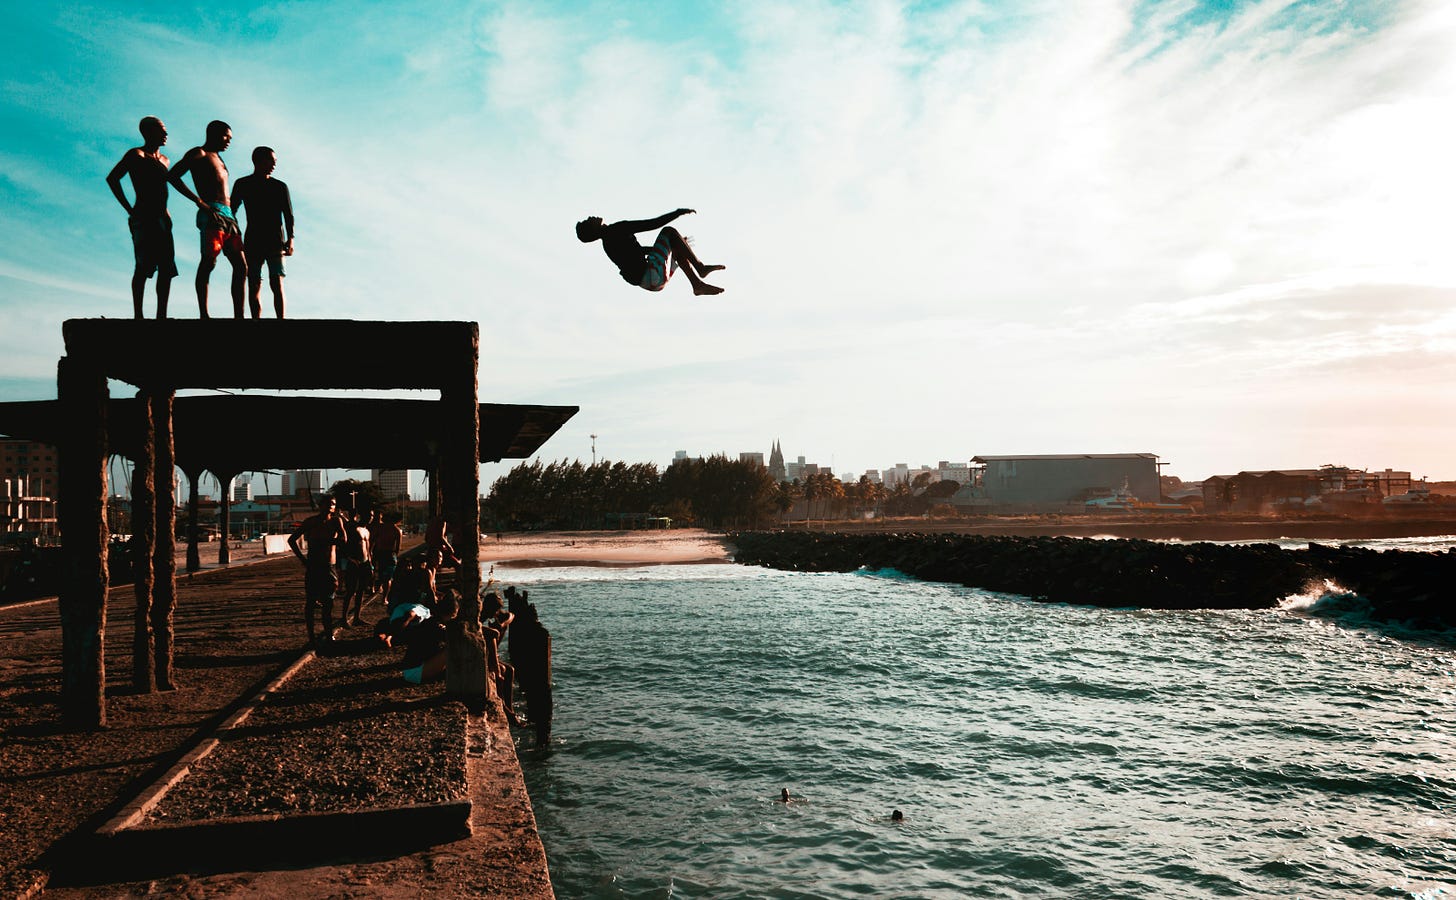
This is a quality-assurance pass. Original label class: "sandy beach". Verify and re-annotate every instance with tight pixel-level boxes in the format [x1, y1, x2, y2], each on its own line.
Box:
[480, 528, 732, 568]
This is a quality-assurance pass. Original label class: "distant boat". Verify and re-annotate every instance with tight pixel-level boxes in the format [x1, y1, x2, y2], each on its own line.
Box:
[1085, 478, 1192, 514]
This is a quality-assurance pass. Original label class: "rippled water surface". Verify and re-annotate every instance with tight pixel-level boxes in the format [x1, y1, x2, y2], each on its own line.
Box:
[506, 559, 1456, 899]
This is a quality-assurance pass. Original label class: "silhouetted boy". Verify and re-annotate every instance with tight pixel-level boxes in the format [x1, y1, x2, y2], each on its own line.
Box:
[230, 146, 294, 318]
[167, 120, 246, 318]
[106, 116, 178, 318]
[576, 208, 725, 295]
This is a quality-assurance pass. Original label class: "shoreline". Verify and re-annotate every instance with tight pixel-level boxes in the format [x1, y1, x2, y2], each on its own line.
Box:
[481, 528, 733, 569]
[472, 519, 1456, 571]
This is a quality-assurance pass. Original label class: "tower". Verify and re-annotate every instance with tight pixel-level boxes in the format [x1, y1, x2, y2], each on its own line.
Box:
[768, 439, 787, 483]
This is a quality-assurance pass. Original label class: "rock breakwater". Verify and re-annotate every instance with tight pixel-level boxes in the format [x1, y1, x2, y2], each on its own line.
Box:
[728, 532, 1453, 625]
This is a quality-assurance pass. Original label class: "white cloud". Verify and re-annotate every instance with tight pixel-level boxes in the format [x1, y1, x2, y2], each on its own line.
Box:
[1, 0, 1453, 479]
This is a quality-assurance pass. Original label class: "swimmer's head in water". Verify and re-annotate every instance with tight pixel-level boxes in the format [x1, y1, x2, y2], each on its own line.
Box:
[891, 809, 904, 822]
[781, 788, 790, 802]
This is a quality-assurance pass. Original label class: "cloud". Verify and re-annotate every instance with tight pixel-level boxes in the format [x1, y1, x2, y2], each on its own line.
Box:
[1, 0, 1453, 480]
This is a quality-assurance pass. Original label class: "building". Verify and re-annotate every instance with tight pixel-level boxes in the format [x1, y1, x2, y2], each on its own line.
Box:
[283, 469, 324, 497]
[739, 452, 765, 467]
[229, 476, 253, 503]
[767, 441, 787, 482]
[970, 453, 1162, 511]
[0, 439, 59, 536]
[1202, 465, 1413, 513]
[371, 468, 410, 502]
[937, 461, 972, 486]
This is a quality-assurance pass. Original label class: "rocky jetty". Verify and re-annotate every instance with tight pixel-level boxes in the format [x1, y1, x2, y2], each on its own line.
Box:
[728, 531, 1454, 625]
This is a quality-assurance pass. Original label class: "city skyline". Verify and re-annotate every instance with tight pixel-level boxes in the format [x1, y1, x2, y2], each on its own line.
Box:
[3, 2, 1453, 484]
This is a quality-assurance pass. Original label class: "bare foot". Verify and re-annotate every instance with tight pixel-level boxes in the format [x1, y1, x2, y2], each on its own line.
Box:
[699, 264, 726, 275]
[693, 282, 725, 296]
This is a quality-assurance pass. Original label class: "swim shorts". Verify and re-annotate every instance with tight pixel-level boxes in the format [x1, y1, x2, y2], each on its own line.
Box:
[377, 553, 398, 582]
[305, 566, 338, 601]
[402, 664, 426, 685]
[129, 210, 178, 279]
[639, 229, 675, 291]
[197, 202, 243, 260]
[244, 240, 286, 278]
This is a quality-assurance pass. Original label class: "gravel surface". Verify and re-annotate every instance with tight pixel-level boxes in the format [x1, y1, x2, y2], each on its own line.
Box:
[0, 558, 312, 896]
[0, 541, 551, 899]
[151, 648, 467, 821]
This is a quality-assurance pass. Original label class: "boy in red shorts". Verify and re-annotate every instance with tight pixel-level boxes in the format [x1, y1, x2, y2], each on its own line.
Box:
[167, 120, 247, 318]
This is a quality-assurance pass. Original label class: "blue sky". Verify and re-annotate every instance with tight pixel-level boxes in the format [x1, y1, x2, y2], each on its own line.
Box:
[2, 0, 1454, 497]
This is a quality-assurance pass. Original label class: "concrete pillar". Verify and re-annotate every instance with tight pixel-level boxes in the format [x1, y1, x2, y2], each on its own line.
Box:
[131, 392, 156, 692]
[427, 463, 441, 522]
[183, 466, 202, 574]
[57, 356, 109, 729]
[152, 391, 178, 690]
[443, 327, 488, 702]
[216, 470, 236, 566]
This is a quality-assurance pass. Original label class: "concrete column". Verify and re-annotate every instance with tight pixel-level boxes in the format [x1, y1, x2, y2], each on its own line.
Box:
[57, 356, 109, 729]
[183, 466, 202, 574]
[131, 391, 156, 692]
[152, 390, 178, 690]
[443, 328, 488, 702]
[216, 470, 236, 566]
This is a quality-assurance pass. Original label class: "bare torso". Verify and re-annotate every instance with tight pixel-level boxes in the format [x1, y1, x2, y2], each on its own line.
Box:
[373, 525, 402, 556]
[185, 147, 230, 205]
[124, 148, 170, 210]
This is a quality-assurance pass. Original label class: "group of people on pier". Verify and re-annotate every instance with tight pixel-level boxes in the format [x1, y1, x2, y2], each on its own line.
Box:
[286, 495, 401, 643]
[108, 117, 294, 320]
[286, 496, 548, 736]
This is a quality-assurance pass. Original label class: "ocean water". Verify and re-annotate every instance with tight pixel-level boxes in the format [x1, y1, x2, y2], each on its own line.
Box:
[504, 550, 1456, 899]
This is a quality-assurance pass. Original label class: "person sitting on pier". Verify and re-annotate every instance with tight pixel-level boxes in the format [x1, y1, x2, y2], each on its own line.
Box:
[106, 116, 178, 318]
[287, 494, 349, 645]
[375, 556, 437, 647]
[483, 590, 525, 727]
[399, 590, 458, 685]
[576, 208, 725, 296]
[425, 514, 461, 570]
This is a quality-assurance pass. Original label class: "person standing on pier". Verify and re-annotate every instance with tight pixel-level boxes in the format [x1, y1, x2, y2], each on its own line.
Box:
[167, 120, 247, 318]
[576, 208, 726, 295]
[106, 116, 178, 318]
[287, 494, 349, 645]
[230, 146, 294, 318]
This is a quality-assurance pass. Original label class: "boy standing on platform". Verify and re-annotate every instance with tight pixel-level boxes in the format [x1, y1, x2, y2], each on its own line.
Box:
[230, 146, 295, 318]
[167, 120, 247, 319]
[106, 116, 178, 318]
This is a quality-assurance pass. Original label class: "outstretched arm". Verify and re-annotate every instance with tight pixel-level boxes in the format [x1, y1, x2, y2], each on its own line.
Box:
[621, 208, 695, 234]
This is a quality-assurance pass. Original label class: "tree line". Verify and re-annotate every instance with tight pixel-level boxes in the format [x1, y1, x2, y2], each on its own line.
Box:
[482, 458, 964, 530]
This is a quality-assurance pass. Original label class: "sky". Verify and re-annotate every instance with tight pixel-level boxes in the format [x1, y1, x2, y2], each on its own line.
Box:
[2, 0, 1454, 499]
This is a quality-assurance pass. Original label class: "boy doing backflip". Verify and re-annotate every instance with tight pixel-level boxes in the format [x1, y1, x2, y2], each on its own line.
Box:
[230, 146, 294, 318]
[106, 116, 178, 318]
[576, 208, 725, 295]
[167, 120, 246, 318]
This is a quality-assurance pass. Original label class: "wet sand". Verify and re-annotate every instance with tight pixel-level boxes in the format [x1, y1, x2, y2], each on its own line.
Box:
[481, 528, 732, 568]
